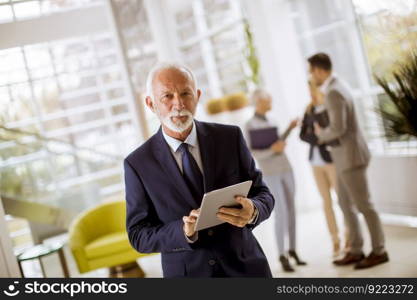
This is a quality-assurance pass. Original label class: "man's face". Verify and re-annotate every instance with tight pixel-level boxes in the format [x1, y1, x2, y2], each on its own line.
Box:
[146, 68, 201, 133]
[309, 65, 324, 86]
[257, 96, 272, 113]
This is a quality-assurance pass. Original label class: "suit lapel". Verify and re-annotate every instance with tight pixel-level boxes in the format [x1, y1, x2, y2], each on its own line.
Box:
[324, 77, 337, 111]
[152, 128, 199, 208]
[326, 77, 337, 94]
[195, 120, 216, 193]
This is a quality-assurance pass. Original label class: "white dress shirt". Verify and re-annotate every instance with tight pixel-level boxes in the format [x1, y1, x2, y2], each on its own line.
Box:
[162, 121, 204, 175]
[319, 74, 335, 94]
[161, 121, 202, 243]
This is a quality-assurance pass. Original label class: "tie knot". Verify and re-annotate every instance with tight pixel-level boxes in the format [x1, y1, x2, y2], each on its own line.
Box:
[178, 143, 190, 154]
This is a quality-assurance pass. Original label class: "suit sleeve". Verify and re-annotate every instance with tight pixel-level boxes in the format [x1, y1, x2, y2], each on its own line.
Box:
[124, 159, 194, 253]
[236, 127, 275, 229]
[317, 90, 348, 143]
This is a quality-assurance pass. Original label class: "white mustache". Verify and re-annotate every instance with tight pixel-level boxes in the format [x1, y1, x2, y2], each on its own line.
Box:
[157, 108, 194, 133]
[168, 110, 192, 117]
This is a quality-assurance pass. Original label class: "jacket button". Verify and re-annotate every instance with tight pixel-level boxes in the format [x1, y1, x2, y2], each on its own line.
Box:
[208, 259, 216, 266]
[207, 230, 214, 236]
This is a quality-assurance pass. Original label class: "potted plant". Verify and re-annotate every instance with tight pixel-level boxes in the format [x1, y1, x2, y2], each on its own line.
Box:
[206, 97, 226, 115]
[375, 51, 417, 140]
[223, 92, 249, 111]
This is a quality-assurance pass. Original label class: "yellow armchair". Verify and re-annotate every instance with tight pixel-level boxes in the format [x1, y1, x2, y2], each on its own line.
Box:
[69, 200, 152, 277]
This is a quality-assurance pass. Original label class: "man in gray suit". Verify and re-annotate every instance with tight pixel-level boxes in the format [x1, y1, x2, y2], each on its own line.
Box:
[308, 53, 388, 269]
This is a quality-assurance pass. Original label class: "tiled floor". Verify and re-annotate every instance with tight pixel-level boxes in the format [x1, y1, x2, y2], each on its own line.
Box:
[256, 210, 417, 278]
[21, 209, 417, 278]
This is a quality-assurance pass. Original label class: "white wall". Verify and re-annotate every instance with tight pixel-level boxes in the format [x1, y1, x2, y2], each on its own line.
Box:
[368, 156, 417, 217]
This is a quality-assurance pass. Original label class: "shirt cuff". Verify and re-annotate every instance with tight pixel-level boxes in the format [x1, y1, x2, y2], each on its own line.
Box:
[248, 201, 259, 224]
[185, 231, 198, 243]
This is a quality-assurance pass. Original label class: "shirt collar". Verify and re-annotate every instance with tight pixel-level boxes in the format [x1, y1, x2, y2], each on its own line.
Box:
[254, 112, 267, 121]
[320, 74, 335, 93]
[162, 120, 198, 153]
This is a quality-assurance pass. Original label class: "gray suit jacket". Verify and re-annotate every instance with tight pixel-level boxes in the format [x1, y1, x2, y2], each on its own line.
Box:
[317, 77, 370, 172]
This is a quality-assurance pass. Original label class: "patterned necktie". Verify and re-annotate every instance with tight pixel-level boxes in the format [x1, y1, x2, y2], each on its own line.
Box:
[178, 143, 204, 203]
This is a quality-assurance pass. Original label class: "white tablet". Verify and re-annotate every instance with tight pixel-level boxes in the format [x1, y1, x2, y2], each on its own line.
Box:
[194, 180, 253, 231]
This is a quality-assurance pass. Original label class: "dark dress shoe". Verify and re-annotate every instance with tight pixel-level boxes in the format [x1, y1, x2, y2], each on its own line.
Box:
[288, 250, 307, 266]
[279, 255, 295, 272]
[333, 252, 365, 265]
[354, 251, 389, 269]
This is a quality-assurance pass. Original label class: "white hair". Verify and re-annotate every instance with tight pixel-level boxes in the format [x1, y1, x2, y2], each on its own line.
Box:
[145, 62, 197, 100]
[250, 88, 270, 103]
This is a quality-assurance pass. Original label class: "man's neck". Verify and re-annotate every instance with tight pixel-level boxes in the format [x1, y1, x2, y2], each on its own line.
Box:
[162, 123, 193, 142]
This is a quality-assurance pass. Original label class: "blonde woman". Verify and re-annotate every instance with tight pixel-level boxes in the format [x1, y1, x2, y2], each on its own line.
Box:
[299, 80, 350, 258]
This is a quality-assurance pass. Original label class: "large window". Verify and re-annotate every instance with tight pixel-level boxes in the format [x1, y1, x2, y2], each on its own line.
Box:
[112, 0, 158, 135]
[175, 0, 254, 102]
[1, 35, 136, 151]
[353, 0, 417, 81]
[289, 0, 417, 156]
[290, 0, 362, 88]
[0, 0, 101, 22]
[353, 0, 417, 155]
[0, 0, 146, 213]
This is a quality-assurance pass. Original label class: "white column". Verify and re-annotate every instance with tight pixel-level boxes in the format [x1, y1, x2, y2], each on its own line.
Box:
[0, 200, 21, 277]
[144, 0, 182, 61]
[242, 0, 321, 209]
[192, 0, 222, 97]
[105, 0, 147, 141]
[345, 0, 381, 145]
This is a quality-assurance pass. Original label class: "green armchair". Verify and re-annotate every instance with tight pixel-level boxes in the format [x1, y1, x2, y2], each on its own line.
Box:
[69, 200, 153, 277]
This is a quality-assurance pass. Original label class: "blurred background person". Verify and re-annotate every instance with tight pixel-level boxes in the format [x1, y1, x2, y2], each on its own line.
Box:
[300, 80, 350, 258]
[309, 53, 388, 269]
[245, 89, 306, 272]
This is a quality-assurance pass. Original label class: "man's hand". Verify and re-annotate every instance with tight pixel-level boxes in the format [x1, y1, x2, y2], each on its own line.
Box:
[289, 118, 299, 129]
[316, 91, 325, 105]
[216, 196, 255, 228]
[183, 209, 200, 237]
[271, 140, 286, 153]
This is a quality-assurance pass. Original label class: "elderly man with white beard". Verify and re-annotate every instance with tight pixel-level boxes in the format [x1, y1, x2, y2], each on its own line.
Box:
[124, 62, 274, 277]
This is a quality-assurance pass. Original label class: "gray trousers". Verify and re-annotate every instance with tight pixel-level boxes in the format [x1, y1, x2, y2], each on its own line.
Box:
[264, 171, 296, 256]
[336, 164, 385, 255]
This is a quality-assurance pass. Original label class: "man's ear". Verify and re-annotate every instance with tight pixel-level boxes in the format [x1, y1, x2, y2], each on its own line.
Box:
[145, 96, 155, 112]
[196, 89, 202, 102]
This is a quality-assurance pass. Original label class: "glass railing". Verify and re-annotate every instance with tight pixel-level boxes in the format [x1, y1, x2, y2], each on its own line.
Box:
[0, 125, 125, 226]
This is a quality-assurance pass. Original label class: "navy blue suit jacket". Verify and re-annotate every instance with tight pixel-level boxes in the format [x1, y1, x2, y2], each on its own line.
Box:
[124, 120, 274, 277]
